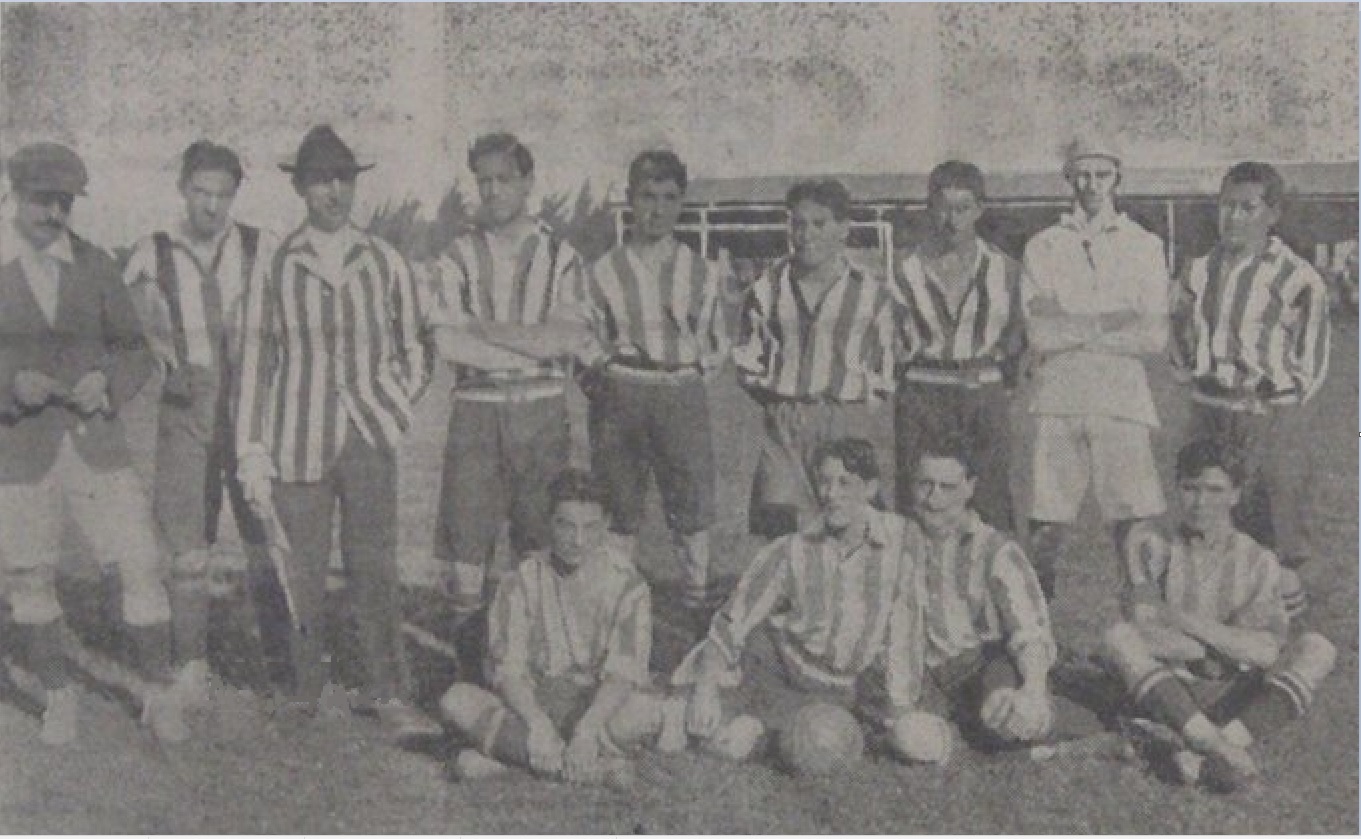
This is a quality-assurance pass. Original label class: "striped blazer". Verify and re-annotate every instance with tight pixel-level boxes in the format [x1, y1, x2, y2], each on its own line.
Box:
[235, 224, 430, 482]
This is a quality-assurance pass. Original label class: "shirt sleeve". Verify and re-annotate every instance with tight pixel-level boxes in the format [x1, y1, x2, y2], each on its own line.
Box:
[234, 244, 281, 460]
[120, 238, 178, 370]
[1168, 258, 1205, 376]
[423, 245, 475, 330]
[1092, 231, 1170, 355]
[487, 570, 534, 691]
[697, 253, 731, 366]
[852, 288, 897, 396]
[987, 540, 1057, 667]
[1227, 549, 1289, 647]
[1283, 265, 1331, 403]
[883, 555, 926, 719]
[671, 536, 792, 686]
[731, 274, 774, 380]
[384, 245, 433, 407]
[1124, 520, 1171, 592]
[599, 577, 653, 687]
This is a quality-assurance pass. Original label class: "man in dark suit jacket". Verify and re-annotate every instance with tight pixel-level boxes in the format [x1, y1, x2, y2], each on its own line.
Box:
[0, 143, 186, 745]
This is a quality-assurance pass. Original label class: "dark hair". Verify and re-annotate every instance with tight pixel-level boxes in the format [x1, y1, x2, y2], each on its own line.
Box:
[627, 149, 687, 195]
[179, 141, 243, 188]
[468, 132, 534, 178]
[1175, 437, 1248, 487]
[1221, 161, 1285, 210]
[928, 160, 986, 203]
[916, 433, 979, 479]
[786, 179, 852, 221]
[548, 468, 608, 510]
[812, 437, 880, 483]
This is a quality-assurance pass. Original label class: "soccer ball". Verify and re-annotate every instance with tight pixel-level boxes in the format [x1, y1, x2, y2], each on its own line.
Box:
[780, 701, 865, 775]
[892, 711, 954, 764]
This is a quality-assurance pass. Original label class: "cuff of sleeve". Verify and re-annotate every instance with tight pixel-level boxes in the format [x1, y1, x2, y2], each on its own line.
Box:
[669, 638, 741, 690]
[1007, 636, 1058, 671]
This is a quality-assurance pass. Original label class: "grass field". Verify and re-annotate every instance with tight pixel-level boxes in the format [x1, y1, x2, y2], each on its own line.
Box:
[0, 319, 1355, 833]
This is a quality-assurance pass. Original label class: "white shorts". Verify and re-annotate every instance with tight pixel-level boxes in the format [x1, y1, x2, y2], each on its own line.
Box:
[1028, 414, 1165, 524]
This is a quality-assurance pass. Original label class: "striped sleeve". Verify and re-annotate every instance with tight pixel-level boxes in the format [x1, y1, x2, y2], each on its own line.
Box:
[987, 539, 1056, 666]
[1283, 264, 1330, 403]
[487, 569, 533, 691]
[424, 242, 476, 329]
[1168, 258, 1205, 375]
[731, 273, 775, 379]
[381, 241, 432, 406]
[857, 286, 897, 395]
[600, 577, 653, 687]
[699, 251, 732, 364]
[883, 551, 925, 717]
[234, 233, 285, 461]
[546, 240, 591, 328]
[1124, 522, 1171, 591]
[1227, 547, 1289, 646]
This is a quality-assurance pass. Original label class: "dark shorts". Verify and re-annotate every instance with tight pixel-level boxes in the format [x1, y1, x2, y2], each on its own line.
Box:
[918, 643, 1022, 745]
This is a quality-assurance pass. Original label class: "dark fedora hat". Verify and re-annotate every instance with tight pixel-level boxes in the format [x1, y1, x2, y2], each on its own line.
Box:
[279, 125, 374, 176]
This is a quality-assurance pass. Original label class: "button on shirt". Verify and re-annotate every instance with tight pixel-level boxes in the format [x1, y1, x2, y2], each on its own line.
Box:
[1022, 211, 1170, 426]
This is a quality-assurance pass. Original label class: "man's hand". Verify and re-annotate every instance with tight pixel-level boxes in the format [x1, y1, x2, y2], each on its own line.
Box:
[982, 687, 1052, 742]
[13, 371, 68, 409]
[237, 452, 276, 512]
[526, 715, 566, 776]
[68, 370, 109, 415]
[686, 682, 723, 740]
[563, 724, 603, 784]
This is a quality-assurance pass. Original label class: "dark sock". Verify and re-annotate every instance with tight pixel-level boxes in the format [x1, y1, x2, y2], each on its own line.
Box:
[169, 572, 210, 664]
[1132, 668, 1201, 732]
[19, 620, 71, 690]
[126, 622, 175, 686]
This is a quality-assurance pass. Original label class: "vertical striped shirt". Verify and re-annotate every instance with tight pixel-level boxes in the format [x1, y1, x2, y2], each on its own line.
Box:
[1126, 523, 1288, 647]
[732, 256, 896, 401]
[425, 220, 584, 383]
[488, 546, 652, 690]
[1171, 236, 1330, 407]
[903, 512, 1055, 670]
[890, 238, 1026, 386]
[123, 221, 276, 372]
[673, 510, 920, 714]
[235, 224, 431, 482]
[583, 240, 729, 371]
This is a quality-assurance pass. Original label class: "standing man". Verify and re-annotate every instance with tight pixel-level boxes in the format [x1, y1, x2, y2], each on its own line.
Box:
[732, 180, 896, 539]
[425, 132, 593, 631]
[0, 143, 185, 743]
[1021, 137, 1170, 599]
[235, 125, 431, 732]
[1170, 162, 1330, 620]
[890, 161, 1026, 532]
[581, 150, 729, 613]
[123, 141, 282, 704]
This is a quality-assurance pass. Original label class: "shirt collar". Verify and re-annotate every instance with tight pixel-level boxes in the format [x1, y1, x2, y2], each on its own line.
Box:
[1058, 209, 1127, 236]
[801, 508, 892, 548]
[908, 508, 982, 545]
[172, 219, 234, 252]
[0, 221, 73, 267]
[1217, 235, 1284, 266]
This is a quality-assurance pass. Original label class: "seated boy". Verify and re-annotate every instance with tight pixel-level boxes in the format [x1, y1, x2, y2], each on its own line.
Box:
[438, 469, 685, 783]
[1102, 437, 1336, 792]
[673, 438, 924, 764]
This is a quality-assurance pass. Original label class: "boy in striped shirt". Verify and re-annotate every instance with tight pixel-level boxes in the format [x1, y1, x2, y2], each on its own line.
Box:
[123, 141, 281, 706]
[581, 150, 729, 612]
[1170, 162, 1330, 619]
[673, 438, 925, 765]
[732, 180, 896, 539]
[890, 161, 1026, 532]
[235, 126, 431, 733]
[898, 435, 1057, 757]
[1102, 438, 1336, 792]
[439, 469, 686, 783]
[425, 133, 595, 627]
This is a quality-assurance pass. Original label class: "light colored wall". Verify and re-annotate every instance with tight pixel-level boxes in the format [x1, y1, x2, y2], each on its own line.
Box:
[2, 3, 1356, 249]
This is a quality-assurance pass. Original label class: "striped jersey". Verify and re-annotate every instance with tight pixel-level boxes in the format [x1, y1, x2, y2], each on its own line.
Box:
[487, 546, 651, 690]
[673, 510, 919, 715]
[1171, 236, 1330, 406]
[123, 222, 276, 372]
[583, 240, 728, 370]
[235, 224, 431, 482]
[733, 256, 895, 401]
[425, 219, 584, 383]
[903, 512, 1055, 670]
[1126, 523, 1289, 648]
[890, 239, 1026, 381]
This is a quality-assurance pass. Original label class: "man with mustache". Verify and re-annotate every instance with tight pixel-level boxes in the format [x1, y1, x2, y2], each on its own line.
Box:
[1169, 162, 1330, 622]
[732, 180, 896, 539]
[123, 141, 283, 706]
[890, 161, 1026, 533]
[1021, 136, 1170, 600]
[0, 143, 187, 744]
[235, 125, 432, 735]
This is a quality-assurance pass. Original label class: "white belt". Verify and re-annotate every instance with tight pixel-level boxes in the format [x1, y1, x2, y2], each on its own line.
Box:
[900, 368, 1003, 388]
[452, 382, 565, 403]
[605, 364, 701, 383]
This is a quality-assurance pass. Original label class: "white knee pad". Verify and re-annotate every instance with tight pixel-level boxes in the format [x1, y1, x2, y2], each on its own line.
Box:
[890, 711, 954, 765]
[121, 566, 171, 626]
[5, 565, 62, 625]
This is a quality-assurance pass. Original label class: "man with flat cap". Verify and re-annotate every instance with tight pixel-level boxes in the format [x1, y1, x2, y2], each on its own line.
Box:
[235, 125, 433, 735]
[0, 143, 187, 744]
[123, 141, 284, 706]
[1021, 136, 1170, 601]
